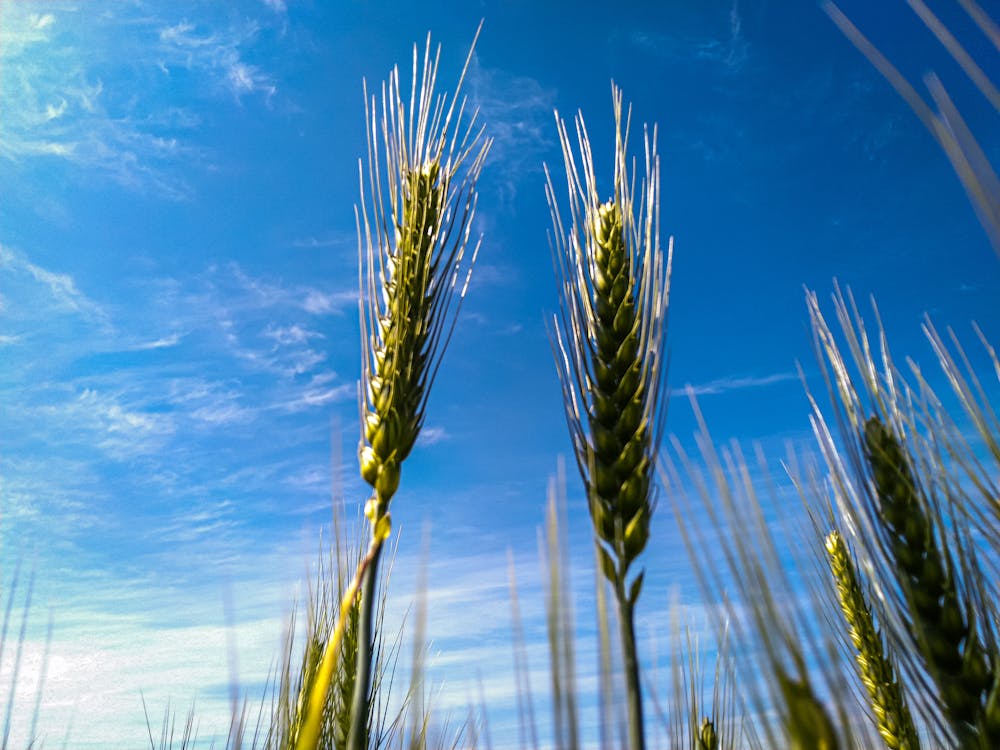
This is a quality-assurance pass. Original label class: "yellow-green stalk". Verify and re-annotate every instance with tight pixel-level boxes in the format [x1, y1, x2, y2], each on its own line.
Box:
[294, 525, 388, 750]
[347, 24, 491, 750]
[826, 530, 920, 750]
[548, 84, 671, 750]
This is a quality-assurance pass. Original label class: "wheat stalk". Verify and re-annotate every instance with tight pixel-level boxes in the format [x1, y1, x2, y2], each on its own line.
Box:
[547, 82, 671, 750]
[826, 529, 920, 750]
[348, 23, 491, 750]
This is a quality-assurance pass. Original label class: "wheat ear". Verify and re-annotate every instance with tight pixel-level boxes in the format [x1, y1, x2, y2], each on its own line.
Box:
[696, 718, 718, 750]
[548, 83, 671, 750]
[826, 530, 920, 750]
[863, 416, 994, 746]
[349, 23, 491, 750]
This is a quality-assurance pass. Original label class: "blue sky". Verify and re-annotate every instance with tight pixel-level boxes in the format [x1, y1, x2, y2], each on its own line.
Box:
[2, 1, 999, 747]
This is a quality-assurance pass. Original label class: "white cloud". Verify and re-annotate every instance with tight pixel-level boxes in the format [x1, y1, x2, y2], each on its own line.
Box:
[418, 426, 449, 446]
[131, 332, 184, 350]
[0, 245, 107, 322]
[302, 288, 357, 315]
[0, 4, 279, 197]
[627, 0, 749, 73]
[683, 371, 799, 396]
[158, 19, 277, 102]
[467, 62, 556, 205]
[29, 387, 177, 459]
[290, 231, 354, 249]
[278, 381, 354, 412]
[263, 323, 323, 346]
[3, 589, 291, 749]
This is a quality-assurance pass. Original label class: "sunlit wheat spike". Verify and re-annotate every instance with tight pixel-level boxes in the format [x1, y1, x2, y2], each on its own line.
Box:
[804, 286, 1000, 748]
[357, 22, 492, 519]
[547, 82, 671, 750]
[347, 23, 492, 750]
[548, 83, 671, 588]
[826, 530, 920, 750]
[863, 416, 994, 746]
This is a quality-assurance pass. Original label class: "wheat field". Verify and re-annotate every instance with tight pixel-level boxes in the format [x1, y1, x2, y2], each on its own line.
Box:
[3, 2, 999, 749]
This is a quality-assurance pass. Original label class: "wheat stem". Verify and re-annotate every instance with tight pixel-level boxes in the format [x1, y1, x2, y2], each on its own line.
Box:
[295, 525, 388, 750]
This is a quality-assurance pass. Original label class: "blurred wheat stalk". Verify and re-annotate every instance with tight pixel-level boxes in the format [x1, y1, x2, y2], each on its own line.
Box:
[824, 0, 1000, 257]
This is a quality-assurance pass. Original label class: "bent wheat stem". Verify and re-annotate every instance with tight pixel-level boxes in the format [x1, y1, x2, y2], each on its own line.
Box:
[294, 519, 390, 750]
[548, 84, 671, 750]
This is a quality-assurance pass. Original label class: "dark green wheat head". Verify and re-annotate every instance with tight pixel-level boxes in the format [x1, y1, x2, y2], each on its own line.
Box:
[864, 416, 995, 747]
[357, 26, 492, 520]
[546, 83, 672, 594]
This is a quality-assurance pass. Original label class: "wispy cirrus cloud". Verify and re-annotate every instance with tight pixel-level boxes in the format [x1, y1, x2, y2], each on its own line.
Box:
[290, 230, 356, 249]
[683, 370, 799, 396]
[157, 19, 277, 102]
[467, 62, 557, 205]
[131, 332, 185, 350]
[0, 244, 107, 322]
[2, 248, 359, 550]
[0, 3, 280, 198]
[626, 0, 749, 73]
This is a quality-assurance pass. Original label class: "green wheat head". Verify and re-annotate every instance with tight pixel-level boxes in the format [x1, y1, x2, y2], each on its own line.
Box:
[826, 529, 920, 750]
[547, 82, 671, 598]
[357, 25, 492, 525]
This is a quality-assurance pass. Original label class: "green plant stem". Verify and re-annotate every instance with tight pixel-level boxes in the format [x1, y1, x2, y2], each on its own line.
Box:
[346, 537, 383, 750]
[615, 581, 645, 750]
